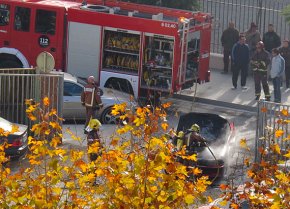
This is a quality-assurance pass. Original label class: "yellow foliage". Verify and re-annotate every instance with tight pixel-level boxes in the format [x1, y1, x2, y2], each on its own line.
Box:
[184, 194, 195, 204]
[192, 167, 202, 176]
[161, 122, 168, 131]
[230, 203, 239, 209]
[275, 171, 289, 184]
[161, 102, 172, 109]
[49, 108, 57, 116]
[284, 150, 290, 158]
[11, 124, 19, 133]
[43, 97, 50, 106]
[0, 99, 216, 209]
[271, 144, 281, 154]
[281, 109, 289, 116]
[270, 202, 281, 209]
[240, 138, 249, 150]
[275, 129, 284, 138]
[219, 200, 228, 206]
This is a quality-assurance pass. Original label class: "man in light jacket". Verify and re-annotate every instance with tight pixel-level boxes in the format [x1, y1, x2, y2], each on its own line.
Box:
[270, 48, 285, 103]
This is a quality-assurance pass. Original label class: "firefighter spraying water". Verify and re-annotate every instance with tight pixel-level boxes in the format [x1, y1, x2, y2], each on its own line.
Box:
[171, 120, 226, 183]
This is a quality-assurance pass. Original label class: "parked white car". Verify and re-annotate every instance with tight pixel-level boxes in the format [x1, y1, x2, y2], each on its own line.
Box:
[62, 72, 135, 124]
[0, 117, 28, 158]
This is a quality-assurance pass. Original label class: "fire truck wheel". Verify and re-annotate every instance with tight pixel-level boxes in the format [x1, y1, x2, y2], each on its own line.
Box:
[0, 60, 23, 68]
[100, 106, 118, 124]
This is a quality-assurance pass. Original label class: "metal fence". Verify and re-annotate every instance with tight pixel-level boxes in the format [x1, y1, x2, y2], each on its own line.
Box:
[0, 69, 64, 130]
[255, 100, 290, 163]
[199, 0, 290, 53]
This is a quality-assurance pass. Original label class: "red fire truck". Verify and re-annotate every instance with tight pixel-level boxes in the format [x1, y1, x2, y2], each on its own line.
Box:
[0, 0, 211, 98]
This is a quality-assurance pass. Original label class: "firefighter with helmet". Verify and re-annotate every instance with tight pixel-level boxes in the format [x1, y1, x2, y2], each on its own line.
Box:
[81, 76, 103, 133]
[251, 41, 271, 101]
[175, 131, 185, 151]
[86, 118, 103, 161]
[186, 123, 206, 154]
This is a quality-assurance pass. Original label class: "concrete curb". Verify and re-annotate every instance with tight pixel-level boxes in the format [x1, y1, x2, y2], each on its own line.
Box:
[173, 94, 258, 113]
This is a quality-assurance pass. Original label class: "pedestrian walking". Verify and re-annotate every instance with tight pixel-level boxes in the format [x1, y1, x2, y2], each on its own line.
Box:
[251, 41, 271, 101]
[221, 21, 239, 74]
[231, 34, 250, 90]
[279, 39, 290, 91]
[270, 48, 285, 103]
[245, 22, 261, 58]
[263, 24, 281, 53]
[81, 75, 103, 133]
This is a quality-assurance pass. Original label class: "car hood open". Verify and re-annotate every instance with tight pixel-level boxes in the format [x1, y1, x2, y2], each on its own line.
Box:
[176, 112, 230, 143]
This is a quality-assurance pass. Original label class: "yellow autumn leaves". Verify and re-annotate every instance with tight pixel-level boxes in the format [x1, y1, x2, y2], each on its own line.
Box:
[0, 98, 212, 209]
[220, 107, 290, 209]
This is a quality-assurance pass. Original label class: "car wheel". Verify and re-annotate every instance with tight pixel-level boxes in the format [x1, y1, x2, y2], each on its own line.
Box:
[100, 107, 118, 124]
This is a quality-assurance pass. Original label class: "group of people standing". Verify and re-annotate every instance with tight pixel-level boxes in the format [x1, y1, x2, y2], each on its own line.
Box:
[221, 22, 289, 103]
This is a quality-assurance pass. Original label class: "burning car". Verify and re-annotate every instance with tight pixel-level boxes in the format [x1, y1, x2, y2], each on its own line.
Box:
[175, 112, 235, 183]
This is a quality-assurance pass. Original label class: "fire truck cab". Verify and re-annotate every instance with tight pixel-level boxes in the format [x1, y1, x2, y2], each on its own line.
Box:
[0, 0, 211, 98]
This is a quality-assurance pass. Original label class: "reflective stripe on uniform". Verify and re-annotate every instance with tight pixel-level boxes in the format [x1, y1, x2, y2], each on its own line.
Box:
[84, 87, 94, 92]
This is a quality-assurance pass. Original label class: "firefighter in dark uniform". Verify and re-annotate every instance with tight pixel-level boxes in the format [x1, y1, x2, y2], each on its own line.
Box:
[186, 124, 206, 153]
[86, 118, 103, 161]
[251, 41, 271, 101]
[81, 76, 103, 133]
[183, 124, 207, 166]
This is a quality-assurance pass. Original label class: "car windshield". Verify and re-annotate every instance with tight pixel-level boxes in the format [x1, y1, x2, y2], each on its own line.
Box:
[64, 81, 83, 96]
[0, 117, 12, 132]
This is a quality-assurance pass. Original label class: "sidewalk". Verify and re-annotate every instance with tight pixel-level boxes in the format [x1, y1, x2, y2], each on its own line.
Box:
[178, 69, 290, 108]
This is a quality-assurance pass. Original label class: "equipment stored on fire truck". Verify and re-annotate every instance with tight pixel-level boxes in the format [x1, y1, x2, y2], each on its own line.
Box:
[0, 0, 211, 98]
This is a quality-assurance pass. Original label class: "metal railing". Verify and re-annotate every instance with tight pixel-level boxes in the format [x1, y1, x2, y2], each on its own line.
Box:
[0, 69, 63, 130]
[255, 100, 290, 162]
[199, 0, 290, 53]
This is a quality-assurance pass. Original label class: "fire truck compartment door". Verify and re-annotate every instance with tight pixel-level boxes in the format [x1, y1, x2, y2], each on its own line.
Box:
[198, 24, 211, 82]
[67, 22, 101, 81]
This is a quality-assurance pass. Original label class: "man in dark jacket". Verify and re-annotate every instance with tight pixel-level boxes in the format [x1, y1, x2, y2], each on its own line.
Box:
[279, 39, 290, 90]
[231, 34, 250, 90]
[245, 22, 261, 58]
[251, 41, 271, 101]
[263, 24, 281, 53]
[221, 22, 239, 74]
[81, 76, 103, 132]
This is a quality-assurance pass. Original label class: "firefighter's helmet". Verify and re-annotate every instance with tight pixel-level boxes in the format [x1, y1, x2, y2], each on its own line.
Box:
[190, 124, 200, 133]
[88, 119, 102, 130]
[87, 75, 95, 84]
[177, 131, 184, 138]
